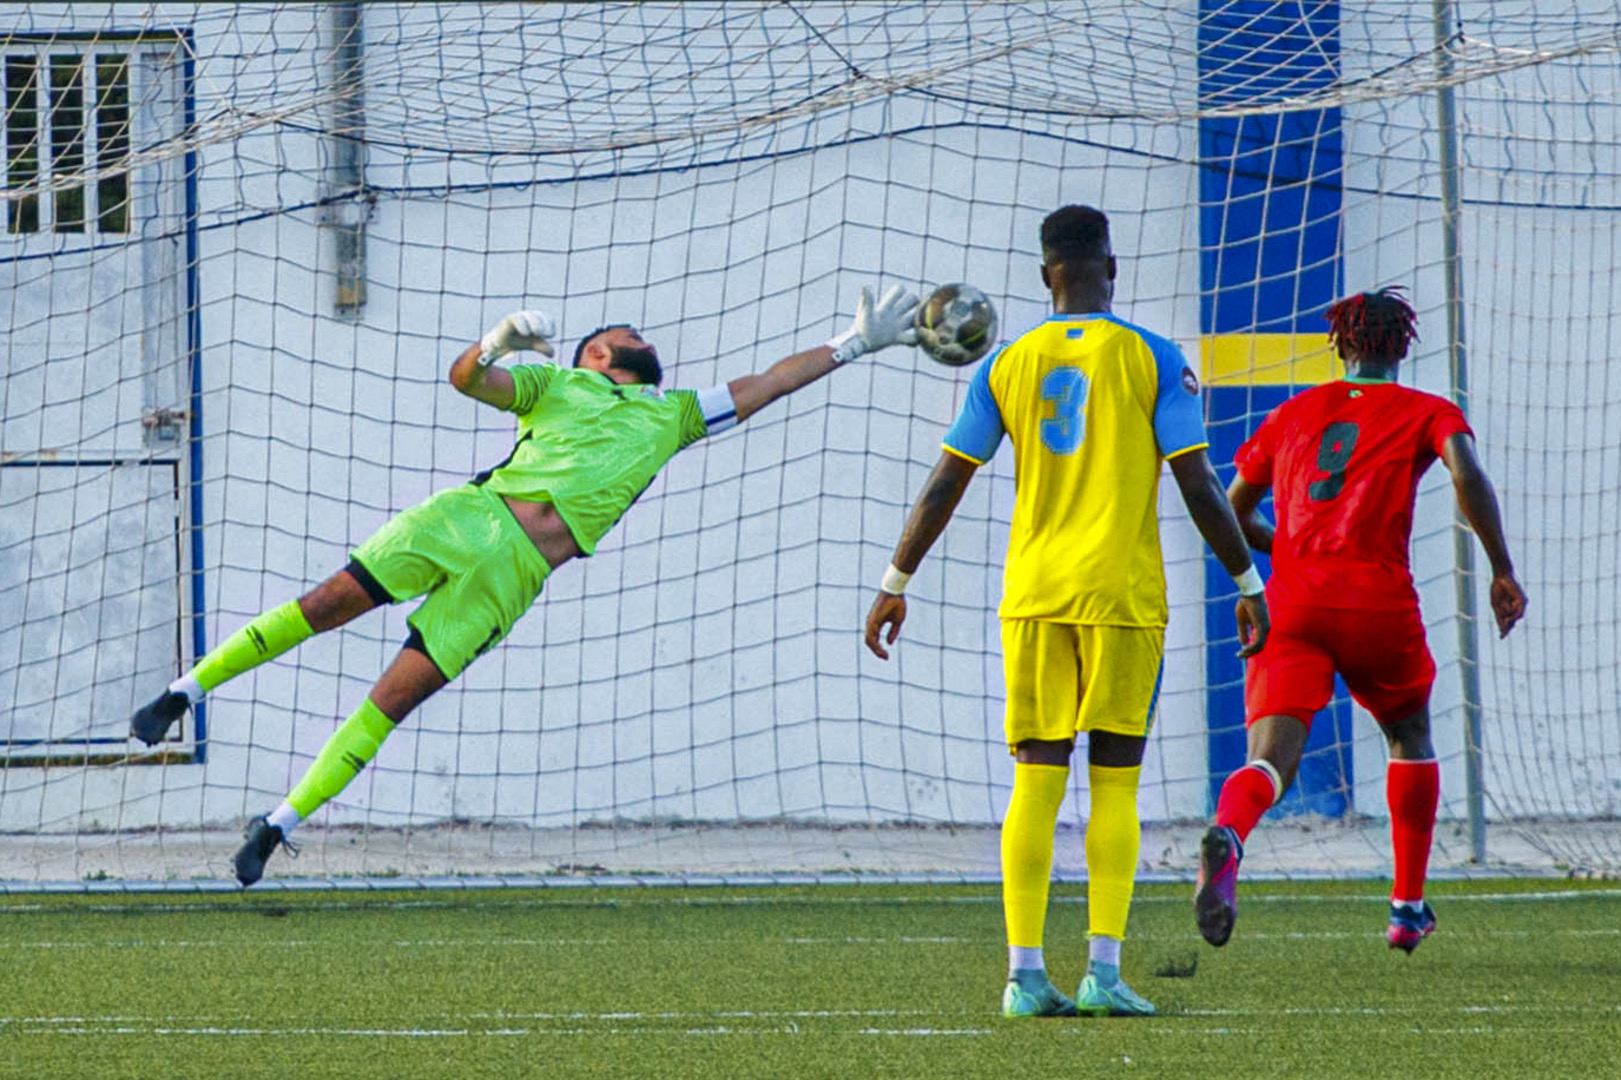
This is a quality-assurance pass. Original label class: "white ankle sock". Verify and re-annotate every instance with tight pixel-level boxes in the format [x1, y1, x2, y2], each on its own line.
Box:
[1008, 945, 1045, 973]
[168, 673, 203, 703]
[266, 802, 302, 836]
[1089, 935, 1122, 968]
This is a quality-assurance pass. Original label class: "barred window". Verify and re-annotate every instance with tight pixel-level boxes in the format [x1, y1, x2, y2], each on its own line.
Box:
[5, 51, 129, 235]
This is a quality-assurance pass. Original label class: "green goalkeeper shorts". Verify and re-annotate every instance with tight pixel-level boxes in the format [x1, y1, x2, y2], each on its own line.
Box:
[350, 484, 551, 679]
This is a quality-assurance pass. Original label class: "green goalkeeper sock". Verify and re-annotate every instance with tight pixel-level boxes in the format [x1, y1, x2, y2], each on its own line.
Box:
[189, 600, 314, 694]
[286, 697, 396, 817]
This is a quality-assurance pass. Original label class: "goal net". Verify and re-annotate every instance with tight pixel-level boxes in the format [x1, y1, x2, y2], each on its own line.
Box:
[2, 2, 1617, 887]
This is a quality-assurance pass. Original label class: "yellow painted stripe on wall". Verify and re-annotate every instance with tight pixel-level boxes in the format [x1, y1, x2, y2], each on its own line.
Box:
[1200, 333, 1342, 386]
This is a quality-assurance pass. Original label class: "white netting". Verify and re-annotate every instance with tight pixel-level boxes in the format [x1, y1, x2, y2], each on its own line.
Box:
[1, 2, 1617, 885]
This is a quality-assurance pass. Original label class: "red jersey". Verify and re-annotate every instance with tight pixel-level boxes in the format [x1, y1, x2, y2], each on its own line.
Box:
[1235, 378, 1472, 611]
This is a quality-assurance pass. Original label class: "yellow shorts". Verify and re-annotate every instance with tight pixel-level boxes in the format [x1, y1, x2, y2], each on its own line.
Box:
[1001, 619, 1165, 748]
[350, 484, 551, 679]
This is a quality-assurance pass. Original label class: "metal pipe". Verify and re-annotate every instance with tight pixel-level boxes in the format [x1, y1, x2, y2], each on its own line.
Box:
[1432, 0, 1486, 864]
[330, 2, 366, 312]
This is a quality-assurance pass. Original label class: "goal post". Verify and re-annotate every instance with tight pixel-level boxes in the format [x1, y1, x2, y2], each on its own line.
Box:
[1, 2, 1618, 886]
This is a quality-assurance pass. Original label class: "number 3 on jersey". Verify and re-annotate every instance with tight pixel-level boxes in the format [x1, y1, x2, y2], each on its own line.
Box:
[1039, 366, 1088, 454]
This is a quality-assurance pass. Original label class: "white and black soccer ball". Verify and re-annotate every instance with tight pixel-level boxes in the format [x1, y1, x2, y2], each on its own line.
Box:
[914, 283, 998, 367]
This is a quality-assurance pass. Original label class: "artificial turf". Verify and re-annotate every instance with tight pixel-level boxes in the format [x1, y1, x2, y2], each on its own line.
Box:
[1, 877, 1617, 1079]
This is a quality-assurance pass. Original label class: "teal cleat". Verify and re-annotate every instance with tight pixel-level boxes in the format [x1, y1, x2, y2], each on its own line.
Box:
[1075, 967, 1157, 1017]
[1001, 969, 1079, 1018]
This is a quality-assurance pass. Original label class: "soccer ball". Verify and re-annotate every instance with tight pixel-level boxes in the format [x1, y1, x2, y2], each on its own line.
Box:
[914, 283, 998, 367]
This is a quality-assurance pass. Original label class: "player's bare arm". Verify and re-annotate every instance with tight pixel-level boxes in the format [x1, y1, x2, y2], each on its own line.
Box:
[449, 309, 559, 410]
[448, 341, 516, 408]
[863, 451, 978, 660]
[1169, 448, 1270, 657]
[725, 345, 842, 422]
[728, 285, 919, 422]
[1226, 474, 1275, 555]
[1441, 431, 1527, 637]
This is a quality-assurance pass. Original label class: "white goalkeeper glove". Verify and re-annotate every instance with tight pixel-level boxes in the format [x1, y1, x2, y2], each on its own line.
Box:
[479, 310, 557, 366]
[825, 284, 920, 363]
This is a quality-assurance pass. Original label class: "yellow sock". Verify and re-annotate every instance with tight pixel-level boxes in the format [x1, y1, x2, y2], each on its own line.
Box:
[192, 600, 314, 693]
[1002, 762, 1069, 950]
[286, 698, 396, 817]
[1085, 763, 1142, 940]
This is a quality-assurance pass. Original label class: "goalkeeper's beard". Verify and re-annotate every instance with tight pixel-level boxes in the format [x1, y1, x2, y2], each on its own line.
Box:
[609, 344, 663, 386]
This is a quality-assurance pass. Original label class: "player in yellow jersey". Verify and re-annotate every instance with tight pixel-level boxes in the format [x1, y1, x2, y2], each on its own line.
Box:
[864, 205, 1269, 1018]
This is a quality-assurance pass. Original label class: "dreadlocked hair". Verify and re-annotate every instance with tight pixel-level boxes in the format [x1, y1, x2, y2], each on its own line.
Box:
[1324, 286, 1419, 365]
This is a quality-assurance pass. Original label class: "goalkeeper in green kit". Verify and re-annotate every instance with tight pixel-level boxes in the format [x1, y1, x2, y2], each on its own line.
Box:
[128, 286, 920, 886]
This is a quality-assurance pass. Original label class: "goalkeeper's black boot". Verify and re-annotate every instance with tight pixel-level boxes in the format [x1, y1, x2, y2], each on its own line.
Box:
[129, 690, 191, 746]
[234, 815, 296, 887]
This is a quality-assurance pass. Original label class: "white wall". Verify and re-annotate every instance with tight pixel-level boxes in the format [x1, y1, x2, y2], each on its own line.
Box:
[2, 3, 1614, 855]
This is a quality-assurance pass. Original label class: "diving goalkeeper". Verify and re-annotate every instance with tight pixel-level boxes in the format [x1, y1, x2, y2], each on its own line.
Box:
[128, 286, 920, 886]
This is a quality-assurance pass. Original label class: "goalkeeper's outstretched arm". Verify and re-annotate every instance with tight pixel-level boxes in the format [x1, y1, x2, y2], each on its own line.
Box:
[727, 285, 918, 422]
[449, 310, 558, 409]
[863, 451, 979, 660]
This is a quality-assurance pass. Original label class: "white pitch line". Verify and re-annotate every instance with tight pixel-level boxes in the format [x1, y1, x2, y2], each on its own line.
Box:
[3, 923, 1618, 952]
[10, 1001, 1615, 1034]
[20, 1019, 1594, 1040]
[856, 1028, 994, 1037]
[1202, 926, 1621, 942]
[782, 936, 968, 945]
[1118, 887, 1621, 907]
[1182, 1003, 1621, 1018]
[8, 1023, 989, 1039]
[4, 886, 1615, 919]
[0, 1009, 949, 1028]
[462, 1009, 934, 1020]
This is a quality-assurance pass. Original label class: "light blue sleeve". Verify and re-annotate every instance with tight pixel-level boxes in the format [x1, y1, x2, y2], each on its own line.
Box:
[1146, 334, 1208, 458]
[941, 346, 1007, 464]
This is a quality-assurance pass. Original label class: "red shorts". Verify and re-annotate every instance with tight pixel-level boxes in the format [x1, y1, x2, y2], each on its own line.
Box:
[1244, 603, 1435, 728]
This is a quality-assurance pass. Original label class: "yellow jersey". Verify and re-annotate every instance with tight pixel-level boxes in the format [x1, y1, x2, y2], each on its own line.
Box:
[941, 313, 1208, 627]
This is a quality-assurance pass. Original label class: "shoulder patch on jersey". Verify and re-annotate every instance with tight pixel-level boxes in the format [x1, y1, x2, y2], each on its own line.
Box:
[1181, 365, 1201, 396]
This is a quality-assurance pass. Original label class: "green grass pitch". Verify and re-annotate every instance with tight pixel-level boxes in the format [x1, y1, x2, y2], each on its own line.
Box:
[1, 878, 1617, 1079]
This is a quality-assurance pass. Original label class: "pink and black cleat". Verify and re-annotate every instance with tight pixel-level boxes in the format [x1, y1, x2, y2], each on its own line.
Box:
[1387, 901, 1437, 953]
[1194, 825, 1243, 947]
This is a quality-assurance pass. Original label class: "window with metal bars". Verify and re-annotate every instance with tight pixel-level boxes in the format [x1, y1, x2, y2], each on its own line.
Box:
[5, 51, 129, 235]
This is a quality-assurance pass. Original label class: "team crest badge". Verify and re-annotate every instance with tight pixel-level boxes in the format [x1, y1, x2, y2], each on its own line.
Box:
[1181, 365, 1201, 396]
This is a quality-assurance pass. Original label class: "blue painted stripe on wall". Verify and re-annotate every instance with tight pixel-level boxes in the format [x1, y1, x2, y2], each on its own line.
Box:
[1200, 110, 1344, 334]
[1198, 1, 1349, 816]
[1198, 0, 1343, 333]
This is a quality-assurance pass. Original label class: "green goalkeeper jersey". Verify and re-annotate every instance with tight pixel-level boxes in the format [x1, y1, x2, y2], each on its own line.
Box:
[474, 362, 737, 555]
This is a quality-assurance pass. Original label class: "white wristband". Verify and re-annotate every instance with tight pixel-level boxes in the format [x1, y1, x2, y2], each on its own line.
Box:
[825, 327, 864, 364]
[477, 335, 506, 367]
[1234, 565, 1265, 597]
[879, 563, 911, 596]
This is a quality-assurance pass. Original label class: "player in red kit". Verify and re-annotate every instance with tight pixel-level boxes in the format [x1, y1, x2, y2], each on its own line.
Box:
[1193, 286, 1527, 952]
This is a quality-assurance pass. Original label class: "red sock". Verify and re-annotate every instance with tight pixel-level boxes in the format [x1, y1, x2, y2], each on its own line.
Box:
[1215, 764, 1278, 844]
[1387, 759, 1440, 901]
